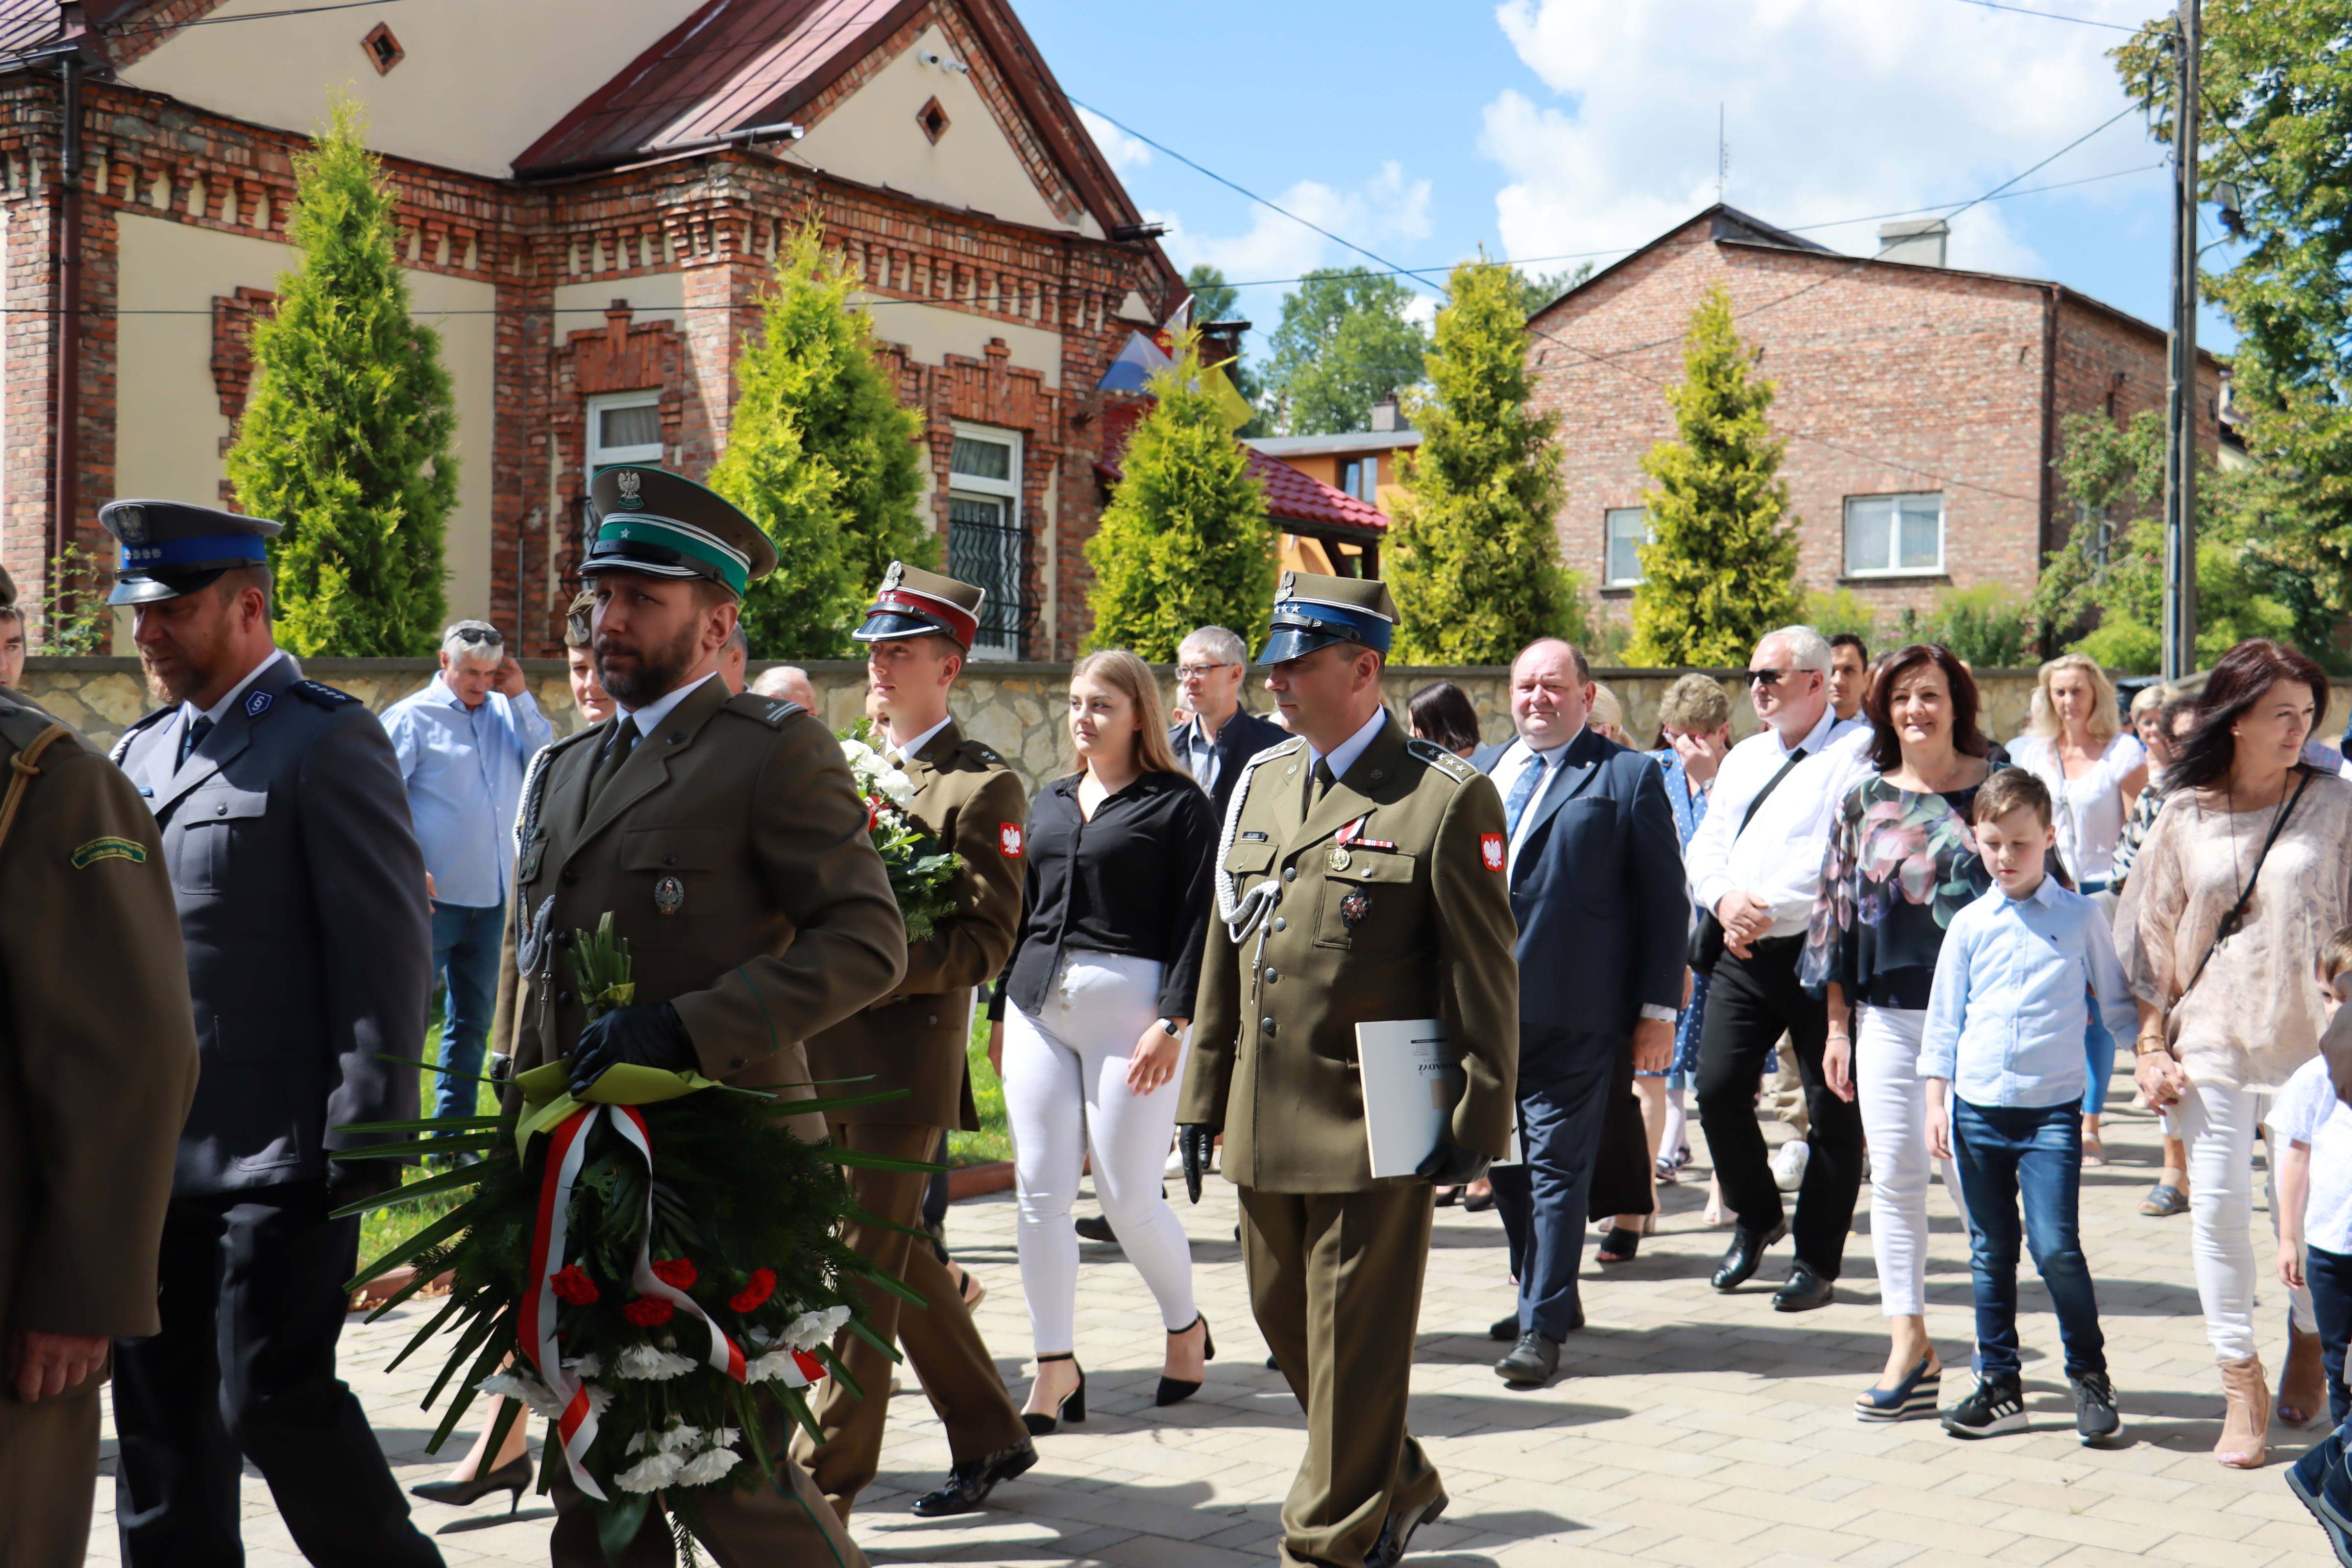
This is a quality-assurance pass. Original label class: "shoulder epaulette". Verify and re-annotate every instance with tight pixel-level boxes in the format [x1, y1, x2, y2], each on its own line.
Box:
[1406, 736, 1478, 783]
[106, 704, 173, 763]
[958, 737, 1007, 768]
[289, 679, 361, 709]
[1263, 736, 1306, 760]
[723, 692, 805, 729]
[0, 700, 77, 754]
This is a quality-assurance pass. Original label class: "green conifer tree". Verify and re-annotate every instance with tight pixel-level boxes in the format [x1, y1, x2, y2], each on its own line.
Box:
[714, 222, 935, 658]
[227, 96, 457, 655]
[1389, 257, 1582, 664]
[1085, 332, 1274, 660]
[1627, 283, 1802, 667]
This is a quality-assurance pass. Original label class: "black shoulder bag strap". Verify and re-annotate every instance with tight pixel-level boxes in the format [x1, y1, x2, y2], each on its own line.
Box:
[1738, 745, 1809, 837]
[1688, 744, 1810, 973]
[2184, 767, 2314, 993]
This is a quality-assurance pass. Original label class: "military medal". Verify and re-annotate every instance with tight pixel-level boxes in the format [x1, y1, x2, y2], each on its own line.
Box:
[655, 875, 685, 915]
[1328, 845, 1350, 872]
[1341, 889, 1371, 929]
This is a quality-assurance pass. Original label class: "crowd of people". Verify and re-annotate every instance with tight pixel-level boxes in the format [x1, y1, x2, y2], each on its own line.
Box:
[9, 474, 2352, 1568]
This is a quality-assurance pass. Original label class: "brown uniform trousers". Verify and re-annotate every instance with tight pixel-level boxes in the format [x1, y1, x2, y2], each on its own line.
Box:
[500, 679, 907, 1568]
[0, 700, 199, 1566]
[792, 720, 1031, 1516]
[1179, 719, 1518, 1568]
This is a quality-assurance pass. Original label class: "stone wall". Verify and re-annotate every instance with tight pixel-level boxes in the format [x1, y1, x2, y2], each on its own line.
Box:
[20, 655, 2166, 799]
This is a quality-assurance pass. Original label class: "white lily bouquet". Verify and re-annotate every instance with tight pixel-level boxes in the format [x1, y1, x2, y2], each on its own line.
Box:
[838, 719, 961, 942]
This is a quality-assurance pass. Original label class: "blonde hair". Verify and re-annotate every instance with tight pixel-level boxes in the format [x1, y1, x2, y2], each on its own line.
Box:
[1589, 682, 1625, 741]
[2027, 652, 2121, 747]
[1064, 649, 1188, 782]
[1657, 671, 1731, 733]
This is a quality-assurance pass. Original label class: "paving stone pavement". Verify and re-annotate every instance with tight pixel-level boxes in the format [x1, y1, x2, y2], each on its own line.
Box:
[82, 1098, 2341, 1568]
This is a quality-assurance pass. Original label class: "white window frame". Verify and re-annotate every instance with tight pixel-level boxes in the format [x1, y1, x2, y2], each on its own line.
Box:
[947, 421, 1024, 662]
[587, 390, 664, 470]
[1604, 506, 1651, 588]
[1842, 491, 1946, 578]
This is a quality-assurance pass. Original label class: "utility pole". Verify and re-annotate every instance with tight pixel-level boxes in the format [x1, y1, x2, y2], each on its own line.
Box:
[2160, 0, 2201, 680]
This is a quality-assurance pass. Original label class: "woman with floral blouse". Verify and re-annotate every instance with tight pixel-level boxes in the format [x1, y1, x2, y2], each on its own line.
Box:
[1803, 643, 1992, 1422]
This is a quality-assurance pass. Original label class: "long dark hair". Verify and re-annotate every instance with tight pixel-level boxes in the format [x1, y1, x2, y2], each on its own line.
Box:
[2169, 639, 2330, 793]
[1864, 643, 1989, 774]
[1407, 680, 1482, 757]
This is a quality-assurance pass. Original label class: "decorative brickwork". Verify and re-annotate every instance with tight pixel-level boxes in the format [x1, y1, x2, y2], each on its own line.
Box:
[209, 285, 275, 480]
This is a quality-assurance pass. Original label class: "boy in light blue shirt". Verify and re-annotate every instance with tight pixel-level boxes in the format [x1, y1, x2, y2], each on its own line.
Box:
[1921, 768, 2137, 1445]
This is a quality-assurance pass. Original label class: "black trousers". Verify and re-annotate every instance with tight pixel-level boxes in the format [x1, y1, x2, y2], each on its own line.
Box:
[113, 1180, 441, 1568]
[1692, 936, 1862, 1277]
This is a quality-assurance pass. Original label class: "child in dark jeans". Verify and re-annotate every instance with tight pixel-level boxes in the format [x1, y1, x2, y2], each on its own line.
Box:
[2279, 930, 2352, 1424]
[1922, 769, 2136, 1445]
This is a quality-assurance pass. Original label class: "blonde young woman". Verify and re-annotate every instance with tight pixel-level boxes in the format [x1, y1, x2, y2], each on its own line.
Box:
[2008, 653, 2148, 1160]
[994, 651, 1220, 1430]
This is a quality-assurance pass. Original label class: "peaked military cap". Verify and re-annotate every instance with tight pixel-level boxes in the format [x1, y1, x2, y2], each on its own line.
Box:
[100, 500, 283, 606]
[0, 561, 14, 609]
[1258, 570, 1400, 664]
[582, 465, 777, 598]
[564, 587, 597, 649]
[852, 562, 984, 650]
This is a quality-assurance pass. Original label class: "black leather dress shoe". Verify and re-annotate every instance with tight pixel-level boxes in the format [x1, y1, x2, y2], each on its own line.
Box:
[1367, 1490, 1448, 1568]
[1709, 1220, 1789, 1291]
[908, 1438, 1038, 1517]
[1771, 1260, 1835, 1313]
[1494, 1332, 1560, 1387]
[1075, 1214, 1117, 1243]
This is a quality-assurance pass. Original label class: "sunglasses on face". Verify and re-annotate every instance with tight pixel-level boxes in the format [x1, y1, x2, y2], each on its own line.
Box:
[1748, 667, 1792, 687]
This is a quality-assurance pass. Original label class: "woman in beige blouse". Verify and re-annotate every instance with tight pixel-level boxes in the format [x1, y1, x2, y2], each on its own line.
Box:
[2120, 639, 2348, 1469]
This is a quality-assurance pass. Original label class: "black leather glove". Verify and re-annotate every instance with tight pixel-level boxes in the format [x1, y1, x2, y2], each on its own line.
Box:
[567, 1003, 697, 1096]
[1178, 1124, 1218, 1205]
[326, 1159, 405, 1213]
[1416, 1141, 1490, 1187]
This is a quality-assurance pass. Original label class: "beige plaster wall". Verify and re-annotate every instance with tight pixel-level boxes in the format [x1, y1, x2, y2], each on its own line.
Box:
[553, 274, 685, 336]
[856, 294, 1063, 390]
[113, 212, 500, 627]
[121, 0, 707, 179]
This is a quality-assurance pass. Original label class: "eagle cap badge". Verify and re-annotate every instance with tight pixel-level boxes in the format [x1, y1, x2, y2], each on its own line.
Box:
[882, 561, 905, 593]
[115, 504, 147, 544]
[614, 469, 646, 510]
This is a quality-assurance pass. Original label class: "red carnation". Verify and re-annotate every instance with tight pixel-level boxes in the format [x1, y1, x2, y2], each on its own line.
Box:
[650, 1257, 698, 1291]
[728, 1268, 776, 1313]
[550, 1266, 600, 1305]
[621, 1297, 674, 1327]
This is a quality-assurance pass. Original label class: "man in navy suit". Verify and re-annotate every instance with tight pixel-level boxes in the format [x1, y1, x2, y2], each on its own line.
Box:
[1472, 639, 1687, 1386]
[1170, 624, 1288, 824]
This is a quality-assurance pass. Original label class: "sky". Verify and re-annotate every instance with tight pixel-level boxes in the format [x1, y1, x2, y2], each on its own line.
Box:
[1013, 0, 2238, 365]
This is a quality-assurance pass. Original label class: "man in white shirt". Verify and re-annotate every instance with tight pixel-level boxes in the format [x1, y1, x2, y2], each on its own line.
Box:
[1684, 625, 1873, 1311]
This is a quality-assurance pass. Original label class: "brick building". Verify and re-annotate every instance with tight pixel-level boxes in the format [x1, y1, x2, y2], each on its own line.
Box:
[1526, 206, 2221, 631]
[0, 0, 1183, 658]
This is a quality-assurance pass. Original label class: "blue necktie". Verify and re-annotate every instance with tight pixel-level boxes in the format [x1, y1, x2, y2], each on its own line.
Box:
[1503, 753, 1547, 833]
[177, 716, 213, 770]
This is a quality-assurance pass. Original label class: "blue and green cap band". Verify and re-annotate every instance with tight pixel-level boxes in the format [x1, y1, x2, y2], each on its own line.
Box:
[585, 513, 751, 596]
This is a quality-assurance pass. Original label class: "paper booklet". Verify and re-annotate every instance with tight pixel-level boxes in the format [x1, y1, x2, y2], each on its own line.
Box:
[1357, 1019, 1465, 1178]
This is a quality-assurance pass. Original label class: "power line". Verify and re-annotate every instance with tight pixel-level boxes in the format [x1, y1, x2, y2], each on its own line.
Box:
[104, 0, 415, 40]
[1948, 0, 2147, 32]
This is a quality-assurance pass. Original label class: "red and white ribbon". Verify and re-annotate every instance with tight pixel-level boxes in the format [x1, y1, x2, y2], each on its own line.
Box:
[606, 1104, 749, 1383]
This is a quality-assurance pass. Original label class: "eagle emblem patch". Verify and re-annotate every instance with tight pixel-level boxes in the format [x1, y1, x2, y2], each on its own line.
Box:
[999, 823, 1024, 858]
[1480, 833, 1506, 873]
[614, 469, 646, 509]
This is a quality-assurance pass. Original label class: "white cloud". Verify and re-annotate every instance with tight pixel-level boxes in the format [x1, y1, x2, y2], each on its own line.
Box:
[1077, 106, 1151, 174]
[1482, 0, 2158, 280]
[1152, 163, 1437, 287]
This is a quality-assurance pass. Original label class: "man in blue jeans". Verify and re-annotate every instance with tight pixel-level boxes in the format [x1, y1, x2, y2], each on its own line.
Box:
[381, 621, 552, 1126]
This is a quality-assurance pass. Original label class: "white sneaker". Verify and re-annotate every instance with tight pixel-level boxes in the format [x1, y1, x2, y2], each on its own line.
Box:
[1772, 1140, 1810, 1192]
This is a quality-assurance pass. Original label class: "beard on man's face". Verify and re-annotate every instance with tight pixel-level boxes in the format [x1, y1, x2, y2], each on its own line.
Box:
[596, 616, 705, 708]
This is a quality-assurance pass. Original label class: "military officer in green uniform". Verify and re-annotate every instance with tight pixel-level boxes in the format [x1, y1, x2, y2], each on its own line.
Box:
[791, 563, 1038, 1519]
[1176, 573, 1518, 1568]
[501, 466, 908, 1568]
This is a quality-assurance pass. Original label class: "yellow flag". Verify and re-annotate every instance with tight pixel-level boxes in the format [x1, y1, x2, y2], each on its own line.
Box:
[1206, 359, 1255, 434]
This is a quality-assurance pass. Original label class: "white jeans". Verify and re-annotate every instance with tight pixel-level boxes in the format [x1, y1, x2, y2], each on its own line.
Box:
[1003, 953, 1197, 1356]
[2175, 1078, 2317, 1361]
[1856, 1005, 1970, 1320]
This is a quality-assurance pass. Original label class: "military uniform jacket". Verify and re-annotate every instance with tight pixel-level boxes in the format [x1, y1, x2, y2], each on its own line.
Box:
[1176, 714, 1520, 1193]
[113, 655, 431, 1196]
[804, 719, 1025, 1131]
[500, 679, 906, 1130]
[0, 696, 199, 1339]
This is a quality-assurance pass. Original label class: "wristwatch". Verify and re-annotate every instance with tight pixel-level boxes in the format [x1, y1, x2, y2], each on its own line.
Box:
[1156, 1017, 1181, 1038]
[2133, 1033, 2174, 1057]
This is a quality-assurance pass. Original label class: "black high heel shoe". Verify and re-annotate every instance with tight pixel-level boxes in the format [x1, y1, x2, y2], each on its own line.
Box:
[1155, 1314, 1217, 1407]
[409, 1455, 533, 1512]
[1021, 1353, 1086, 1435]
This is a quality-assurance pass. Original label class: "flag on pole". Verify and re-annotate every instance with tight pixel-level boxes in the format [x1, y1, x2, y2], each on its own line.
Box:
[1096, 330, 1175, 395]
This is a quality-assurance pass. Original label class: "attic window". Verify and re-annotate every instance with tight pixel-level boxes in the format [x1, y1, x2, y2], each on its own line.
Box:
[916, 96, 951, 145]
[361, 22, 404, 74]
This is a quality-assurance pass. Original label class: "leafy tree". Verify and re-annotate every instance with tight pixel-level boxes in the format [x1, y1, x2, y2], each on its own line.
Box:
[2028, 409, 2299, 673]
[2115, 6, 2352, 650]
[1084, 332, 1275, 661]
[227, 96, 456, 655]
[1185, 263, 1267, 434]
[1512, 262, 1593, 321]
[1800, 588, 1879, 644]
[1264, 268, 1430, 434]
[1890, 585, 2034, 667]
[1626, 283, 1802, 666]
[1389, 258, 1584, 664]
[712, 221, 935, 658]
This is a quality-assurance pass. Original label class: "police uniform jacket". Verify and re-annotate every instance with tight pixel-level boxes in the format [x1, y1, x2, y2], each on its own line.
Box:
[803, 718, 1025, 1131]
[112, 656, 431, 1195]
[0, 698, 199, 1340]
[1177, 714, 1519, 1192]
[501, 679, 906, 1129]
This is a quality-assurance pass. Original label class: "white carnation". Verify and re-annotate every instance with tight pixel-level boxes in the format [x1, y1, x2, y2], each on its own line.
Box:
[614, 1452, 681, 1494]
[624, 1422, 702, 1457]
[560, 1352, 602, 1378]
[782, 1305, 851, 1351]
[745, 1350, 805, 1384]
[675, 1447, 744, 1487]
[613, 1343, 699, 1380]
[841, 739, 876, 767]
[582, 1382, 614, 1418]
[878, 768, 915, 810]
[477, 1369, 564, 1421]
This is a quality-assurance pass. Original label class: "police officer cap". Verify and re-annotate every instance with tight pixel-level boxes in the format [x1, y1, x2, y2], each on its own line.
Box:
[581, 465, 777, 599]
[852, 562, 984, 651]
[100, 500, 284, 606]
[1258, 570, 1400, 665]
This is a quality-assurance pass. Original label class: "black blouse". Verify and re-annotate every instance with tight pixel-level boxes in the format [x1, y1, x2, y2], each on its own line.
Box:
[999, 768, 1218, 1019]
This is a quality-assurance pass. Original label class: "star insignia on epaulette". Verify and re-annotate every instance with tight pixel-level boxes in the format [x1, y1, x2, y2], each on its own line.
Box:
[1406, 737, 1475, 780]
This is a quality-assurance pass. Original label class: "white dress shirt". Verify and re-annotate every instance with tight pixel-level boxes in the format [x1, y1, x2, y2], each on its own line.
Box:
[1490, 729, 1581, 878]
[884, 713, 953, 764]
[1684, 705, 1873, 939]
[1304, 705, 1386, 783]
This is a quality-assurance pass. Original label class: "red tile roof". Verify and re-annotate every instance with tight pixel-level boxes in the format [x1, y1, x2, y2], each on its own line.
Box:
[1095, 401, 1387, 536]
